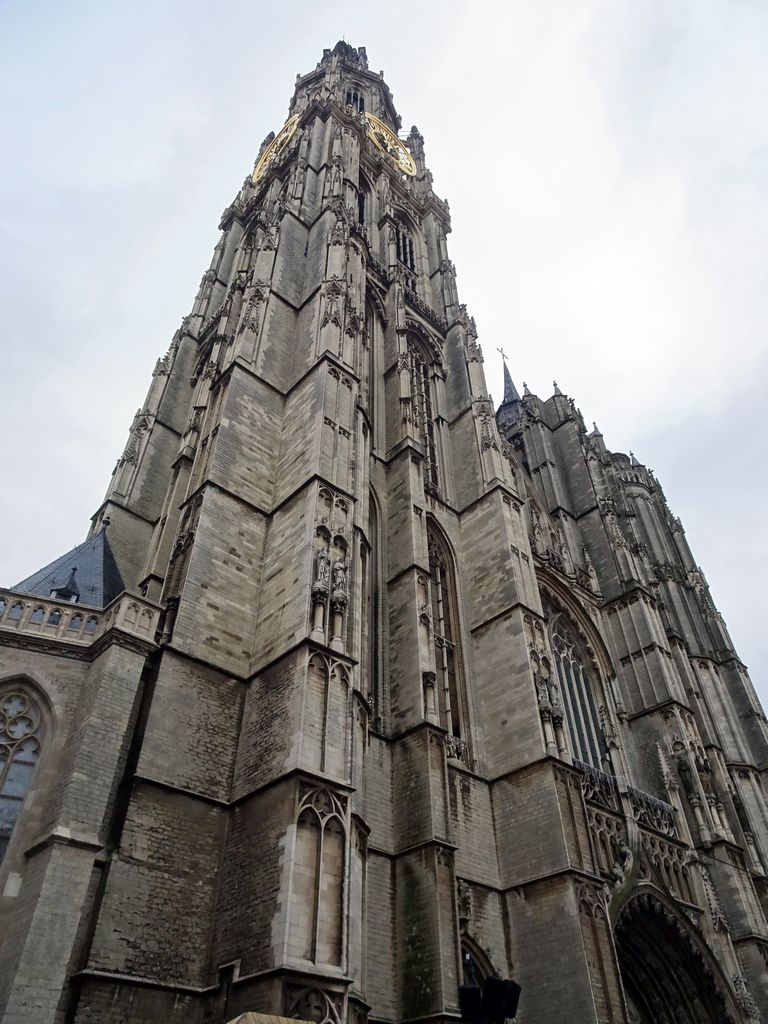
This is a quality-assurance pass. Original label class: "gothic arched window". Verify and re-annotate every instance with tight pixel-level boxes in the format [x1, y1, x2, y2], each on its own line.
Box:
[289, 786, 347, 967]
[462, 936, 497, 988]
[365, 492, 382, 715]
[345, 87, 365, 113]
[550, 613, 607, 769]
[408, 336, 440, 497]
[428, 523, 467, 744]
[0, 688, 44, 863]
[357, 172, 372, 229]
[395, 216, 417, 289]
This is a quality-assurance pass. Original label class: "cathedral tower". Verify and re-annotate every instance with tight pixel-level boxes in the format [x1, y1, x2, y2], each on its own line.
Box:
[1, 41, 767, 1024]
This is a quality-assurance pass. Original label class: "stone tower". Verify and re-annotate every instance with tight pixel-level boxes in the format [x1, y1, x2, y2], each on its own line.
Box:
[1, 40, 767, 1024]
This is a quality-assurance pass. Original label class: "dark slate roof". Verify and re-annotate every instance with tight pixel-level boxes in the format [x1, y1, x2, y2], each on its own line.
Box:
[503, 362, 521, 404]
[13, 528, 124, 609]
[496, 362, 522, 434]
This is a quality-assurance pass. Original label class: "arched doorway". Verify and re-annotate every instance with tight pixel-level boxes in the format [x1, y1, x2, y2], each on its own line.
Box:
[615, 891, 740, 1024]
[461, 935, 497, 988]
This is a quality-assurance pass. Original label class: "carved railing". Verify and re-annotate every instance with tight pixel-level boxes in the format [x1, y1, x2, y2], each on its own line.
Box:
[0, 590, 101, 643]
[573, 759, 620, 810]
[367, 256, 390, 285]
[574, 760, 677, 838]
[404, 288, 448, 334]
[0, 589, 160, 648]
[628, 786, 677, 837]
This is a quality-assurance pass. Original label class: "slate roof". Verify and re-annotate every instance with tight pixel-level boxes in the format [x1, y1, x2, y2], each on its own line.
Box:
[13, 527, 125, 609]
[502, 362, 521, 404]
[496, 361, 522, 435]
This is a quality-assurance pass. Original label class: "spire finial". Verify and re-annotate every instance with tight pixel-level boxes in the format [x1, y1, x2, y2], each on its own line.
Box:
[553, 381, 562, 396]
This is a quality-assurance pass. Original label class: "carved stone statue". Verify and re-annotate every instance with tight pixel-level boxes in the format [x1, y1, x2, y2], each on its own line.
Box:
[331, 557, 348, 609]
[313, 547, 330, 595]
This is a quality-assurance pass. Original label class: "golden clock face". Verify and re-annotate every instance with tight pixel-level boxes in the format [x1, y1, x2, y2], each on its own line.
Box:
[363, 112, 417, 177]
[252, 114, 299, 186]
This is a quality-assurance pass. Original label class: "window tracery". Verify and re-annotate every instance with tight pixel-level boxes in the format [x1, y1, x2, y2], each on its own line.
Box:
[407, 336, 440, 496]
[549, 612, 607, 769]
[0, 688, 44, 862]
[289, 785, 347, 966]
[285, 984, 342, 1024]
[395, 217, 417, 289]
[345, 88, 365, 113]
[427, 524, 467, 747]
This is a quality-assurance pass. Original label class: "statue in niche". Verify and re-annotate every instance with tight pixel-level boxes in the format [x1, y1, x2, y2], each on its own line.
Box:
[535, 673, 550, 706]
[533, 658, 550, 706]
[332, 556, 347, 598]
[548, 676, 562, 710]
[313, 547, 330, 595]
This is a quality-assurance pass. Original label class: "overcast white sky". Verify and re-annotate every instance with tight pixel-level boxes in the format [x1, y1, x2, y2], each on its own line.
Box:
[1, 1, 766, 704]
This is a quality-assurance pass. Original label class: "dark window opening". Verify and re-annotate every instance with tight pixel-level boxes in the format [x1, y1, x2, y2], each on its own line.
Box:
[550, 613, 608, 769]
[395, 220, 417, 290]
[345, 89, 364, 113]
[428, 524, 467, 745]
[408, 341, 439, 496]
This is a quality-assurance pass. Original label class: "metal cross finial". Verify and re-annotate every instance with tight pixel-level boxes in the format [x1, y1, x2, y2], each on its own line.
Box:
[497, 347, 508, 363]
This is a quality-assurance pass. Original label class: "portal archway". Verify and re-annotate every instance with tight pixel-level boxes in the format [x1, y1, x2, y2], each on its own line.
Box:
[615, 891, 740, 1024]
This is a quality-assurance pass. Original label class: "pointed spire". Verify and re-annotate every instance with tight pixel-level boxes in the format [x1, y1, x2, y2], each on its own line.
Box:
[503, 361, 520, 404]
[553, 381, 563, 397]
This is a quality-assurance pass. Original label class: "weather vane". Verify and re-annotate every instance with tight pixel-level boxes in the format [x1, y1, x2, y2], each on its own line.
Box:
[497, 347, 508, 363]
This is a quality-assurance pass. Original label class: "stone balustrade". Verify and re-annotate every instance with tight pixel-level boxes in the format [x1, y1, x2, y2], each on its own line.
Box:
[574, 758, 677, 837]
[0, 589, 160, 647]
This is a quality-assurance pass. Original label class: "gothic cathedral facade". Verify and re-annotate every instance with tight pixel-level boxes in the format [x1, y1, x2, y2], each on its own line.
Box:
[1, 41, 767, 1024]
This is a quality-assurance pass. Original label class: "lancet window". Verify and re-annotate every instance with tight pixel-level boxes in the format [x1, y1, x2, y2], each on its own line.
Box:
[289, 786, 347, 966]
[0, 688, 44, 863]
[345, 88, 365, 113]
[427, 524, 467, 742]
[408, 337, 440, 496]
[365, 493, 381, 714]
[357, 171, 373, 230]
[549, 613, 607, 769]
[395, 217, 417, 290]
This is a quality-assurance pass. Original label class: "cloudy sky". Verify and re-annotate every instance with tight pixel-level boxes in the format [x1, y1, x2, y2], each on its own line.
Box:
[1, 1, 766, 702]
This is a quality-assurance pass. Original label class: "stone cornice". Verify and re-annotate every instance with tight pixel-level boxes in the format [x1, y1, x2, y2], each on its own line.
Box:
[25, 826, 104, 860]
[0, 624, 156, 662]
